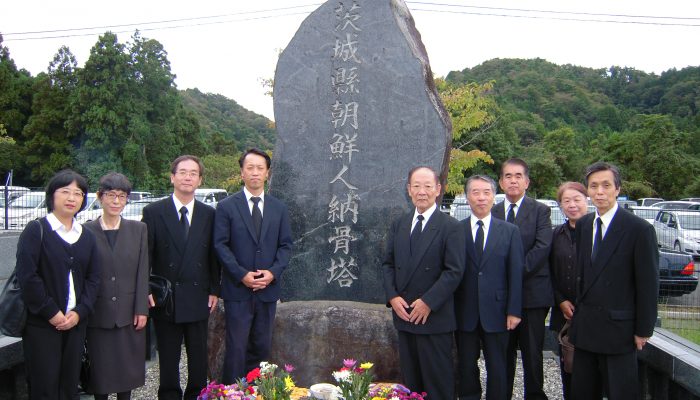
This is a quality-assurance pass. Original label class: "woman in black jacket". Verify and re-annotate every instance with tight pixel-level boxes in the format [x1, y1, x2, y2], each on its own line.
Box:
[16, 170, 100, 399]
[549, 181, 589, 400]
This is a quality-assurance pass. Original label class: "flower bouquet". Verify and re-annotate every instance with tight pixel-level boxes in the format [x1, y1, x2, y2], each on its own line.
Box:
[332, 359, 374, 400]
[197, 381, 256, 400]
[246, 361, 296, 400]
[369, 384, 426, 400]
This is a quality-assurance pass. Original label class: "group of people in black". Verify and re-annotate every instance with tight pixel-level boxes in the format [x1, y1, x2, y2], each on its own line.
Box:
[384, 158, 659, 400]
[16, 149, 293, 400]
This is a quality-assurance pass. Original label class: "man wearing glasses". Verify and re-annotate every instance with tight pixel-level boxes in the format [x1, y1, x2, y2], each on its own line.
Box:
[142, 155, 221, 400]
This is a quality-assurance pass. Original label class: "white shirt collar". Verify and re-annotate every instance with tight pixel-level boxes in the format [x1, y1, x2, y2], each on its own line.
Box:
[243, 186, 265, 203]
[595, 202, 618, 226]
[46, 212, 81, 235]
[172, 195, 194, 219]
[413, 203, 437, 224]
[505, 195, 525, 213]
[471, 213, 492, 231]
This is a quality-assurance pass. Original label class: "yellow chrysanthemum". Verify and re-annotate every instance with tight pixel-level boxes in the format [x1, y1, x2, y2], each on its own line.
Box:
[360, 362, 374, 369]
[372, 397, 384, 400]
[285, 376, 295, 390]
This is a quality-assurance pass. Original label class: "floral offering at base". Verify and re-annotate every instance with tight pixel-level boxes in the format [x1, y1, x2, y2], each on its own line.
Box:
[247, 361, 296, 400]
[369, 384, 426, 400]
[332, 359, 374, 400]
[197, 381, 256, 400]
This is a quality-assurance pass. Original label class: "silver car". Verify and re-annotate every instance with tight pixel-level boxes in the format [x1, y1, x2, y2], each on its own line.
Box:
[654, 210, 700, 256]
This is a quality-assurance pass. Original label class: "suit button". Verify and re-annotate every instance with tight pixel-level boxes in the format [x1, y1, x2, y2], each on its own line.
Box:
[193, 282, 199, 286]
[256, 250, 262, 253]
[169, 263, 175, 268]
[478, 272, 483, 276]
[111, 297, 117, 301]
[397, 267, 401, 270]
[176, 282, 180, 286]
[425, 267, 430, 271]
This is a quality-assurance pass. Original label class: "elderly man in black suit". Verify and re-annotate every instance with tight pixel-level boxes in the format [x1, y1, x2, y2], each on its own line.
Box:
[570, 162, 659, 399]
[383, 166, 465, 400]
[455, 175, 524, 400]
[142, 155, 221, 400]
[493, 158, 551, 400]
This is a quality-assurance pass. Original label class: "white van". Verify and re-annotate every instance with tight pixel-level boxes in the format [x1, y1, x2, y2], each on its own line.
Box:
[195, 188, 228, 208]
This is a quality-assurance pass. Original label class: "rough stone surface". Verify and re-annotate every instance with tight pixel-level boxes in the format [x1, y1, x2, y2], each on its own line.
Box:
[271, 0, 451, 303]
[269, 301, 401, 387]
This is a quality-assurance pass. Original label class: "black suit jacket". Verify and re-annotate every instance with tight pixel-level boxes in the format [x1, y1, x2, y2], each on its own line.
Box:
[84, 218, 150, 328]
[383, 209, 465, 335]
[455, 216, 524, 333]
[142, 196, 221, 323]
[570, 207, 659, 354]
[493, 196, 552, 308]
[213, 190, 293, 302]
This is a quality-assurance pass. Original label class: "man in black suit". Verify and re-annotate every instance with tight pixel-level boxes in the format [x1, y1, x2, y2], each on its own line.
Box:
[570, 162, 658, 399]
[214, 148, 293, 382]
[493, 158, 551, 399]
[383, 166, 465, 400]
[143, 155, 221, 400]
[455, 175, 524, 400]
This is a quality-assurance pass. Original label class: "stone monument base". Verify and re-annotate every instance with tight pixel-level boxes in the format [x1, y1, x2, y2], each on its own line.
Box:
[208, 300, 401, 387]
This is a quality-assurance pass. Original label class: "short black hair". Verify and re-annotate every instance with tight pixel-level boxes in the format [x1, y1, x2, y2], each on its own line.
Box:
[500, 158, 530, 178]
[170, 155, 204, 176]
[584, 162, 621, 189]
[97, 172, 132, 196]
[239, 148, 271, 169]
[45, 169, 89, 213]
[407, 166, 439, 185]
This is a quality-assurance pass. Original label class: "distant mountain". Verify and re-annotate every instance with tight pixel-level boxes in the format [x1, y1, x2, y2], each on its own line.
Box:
[180, 88, 276, 151]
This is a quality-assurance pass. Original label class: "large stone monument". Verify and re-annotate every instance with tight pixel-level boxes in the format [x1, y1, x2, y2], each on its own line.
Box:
[271, 0, 452, 303]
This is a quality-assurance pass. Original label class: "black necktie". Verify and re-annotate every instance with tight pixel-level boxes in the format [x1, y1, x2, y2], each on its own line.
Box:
[410, 215, 424, 254]
[507, 203, 516, 223]
[592, 217, 603, 262]
[251, 197, 263, 240]
[179, 206, 189, 240]
[475, 220, 484, 263]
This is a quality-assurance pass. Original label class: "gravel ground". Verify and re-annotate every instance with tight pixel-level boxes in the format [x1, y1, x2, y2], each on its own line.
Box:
[83, 351, 564, 400]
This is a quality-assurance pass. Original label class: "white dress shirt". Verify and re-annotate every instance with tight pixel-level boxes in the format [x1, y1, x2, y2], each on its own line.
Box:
[243, 187, 265, 217]
[503, 195, 525, 220]
[172, 195, 194, 225]
[593, 202, 618, 242]
[411, 203, 437, 234]
[470, 213, 492, 250]
[46, 213, 81, 313]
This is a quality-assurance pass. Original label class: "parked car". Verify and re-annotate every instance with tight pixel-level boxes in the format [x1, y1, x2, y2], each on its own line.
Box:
[451, 204, 471, 221]
[128, 191, 152, 202]
[629, 206, 659, 225]
[76, 193, 101, 224]
[618, 199, 637, 209]
[638, 197, 664, 206]
[195, 188, 228, 208]
[680, 197, 700, 202]
[0, 186, 30, 207]
[651, 201, 700, 210]
[1, 191, 46, 229]
[122, 197, 166, 221]
[658, 247, 698, 298]
[654, 210, 700, 256]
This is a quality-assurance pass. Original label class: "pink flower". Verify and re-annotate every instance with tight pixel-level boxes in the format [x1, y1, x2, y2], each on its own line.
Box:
[343, 358, 356, 368]
[284, 364, 295, 373]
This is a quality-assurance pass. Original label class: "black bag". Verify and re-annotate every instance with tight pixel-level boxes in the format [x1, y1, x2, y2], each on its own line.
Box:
[149, 274, 173, 314]
[558, 320, 575, 374]
[0, 271, 26, 337]
[79, 340, 91, 394]
[0, 220, 42, 337]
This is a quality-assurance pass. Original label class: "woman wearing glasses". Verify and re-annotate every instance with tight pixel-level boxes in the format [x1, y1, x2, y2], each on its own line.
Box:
[83, 172, 149, 400]
[16, 169, 100, 399]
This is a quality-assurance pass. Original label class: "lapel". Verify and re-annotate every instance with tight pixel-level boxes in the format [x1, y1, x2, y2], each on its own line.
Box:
[580, 210, 625, 297]
[513, 197, 533, 228]
[398, 211, 440, 290]
[259, 195, 274, 242]
[234, 191, 258, 243]
[464, 217, 478, 270]
[479, 218, 500, 269]
[160, 196, 187, 255]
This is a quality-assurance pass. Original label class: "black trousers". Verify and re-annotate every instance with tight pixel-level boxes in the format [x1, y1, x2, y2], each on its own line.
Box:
[397, 331, 454, 400]
[456, 326, 510, 400]
[506, 307, 549, 400]
[223, 298, 276, 383]
[153, 318, 208, 400]
[23, 320, 87, 400]
[571, 347, 639, 400]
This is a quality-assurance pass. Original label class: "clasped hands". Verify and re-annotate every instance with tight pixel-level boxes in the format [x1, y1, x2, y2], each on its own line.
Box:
[49, 310, 79, 331]
[390, 296, 431, 325]
[243, 269, 274, 291]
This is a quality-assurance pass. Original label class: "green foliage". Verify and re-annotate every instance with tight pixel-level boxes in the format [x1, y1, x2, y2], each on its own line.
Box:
[201, 153, 242, 192]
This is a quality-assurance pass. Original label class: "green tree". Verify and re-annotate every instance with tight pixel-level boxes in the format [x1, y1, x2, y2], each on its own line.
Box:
[201, 153, 242, 192]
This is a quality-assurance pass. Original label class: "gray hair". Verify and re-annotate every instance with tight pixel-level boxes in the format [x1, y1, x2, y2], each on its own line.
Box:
[465, 175, 497, 193]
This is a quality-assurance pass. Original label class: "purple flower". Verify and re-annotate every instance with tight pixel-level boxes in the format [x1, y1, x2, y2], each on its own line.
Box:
[343, 358, 356, 368]
[284, 364, 295, 373]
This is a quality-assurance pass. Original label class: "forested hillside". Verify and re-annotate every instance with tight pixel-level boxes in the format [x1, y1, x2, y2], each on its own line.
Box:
[441, 58, 700, 199]
[0, 32, 273, 191]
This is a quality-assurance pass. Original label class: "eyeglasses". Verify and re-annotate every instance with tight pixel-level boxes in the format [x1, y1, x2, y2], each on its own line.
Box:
[56, 188, 84, 198]
[104, 192, 128, 202]
[175, 170, 200, 178]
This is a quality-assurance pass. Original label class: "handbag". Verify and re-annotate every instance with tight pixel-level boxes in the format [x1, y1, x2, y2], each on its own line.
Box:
[0, 220, 43, 337]
[149, 274, 173, 314]
[79, 340, 91, 393]
[558, 320, 575, 374]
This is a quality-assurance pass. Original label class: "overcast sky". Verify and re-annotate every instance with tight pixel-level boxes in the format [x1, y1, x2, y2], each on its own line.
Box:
[2, 0, 699, 120]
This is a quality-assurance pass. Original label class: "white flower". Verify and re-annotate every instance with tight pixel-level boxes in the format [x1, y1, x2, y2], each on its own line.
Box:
[260, 361, 278, 374]
[332, 370, 351, 383]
